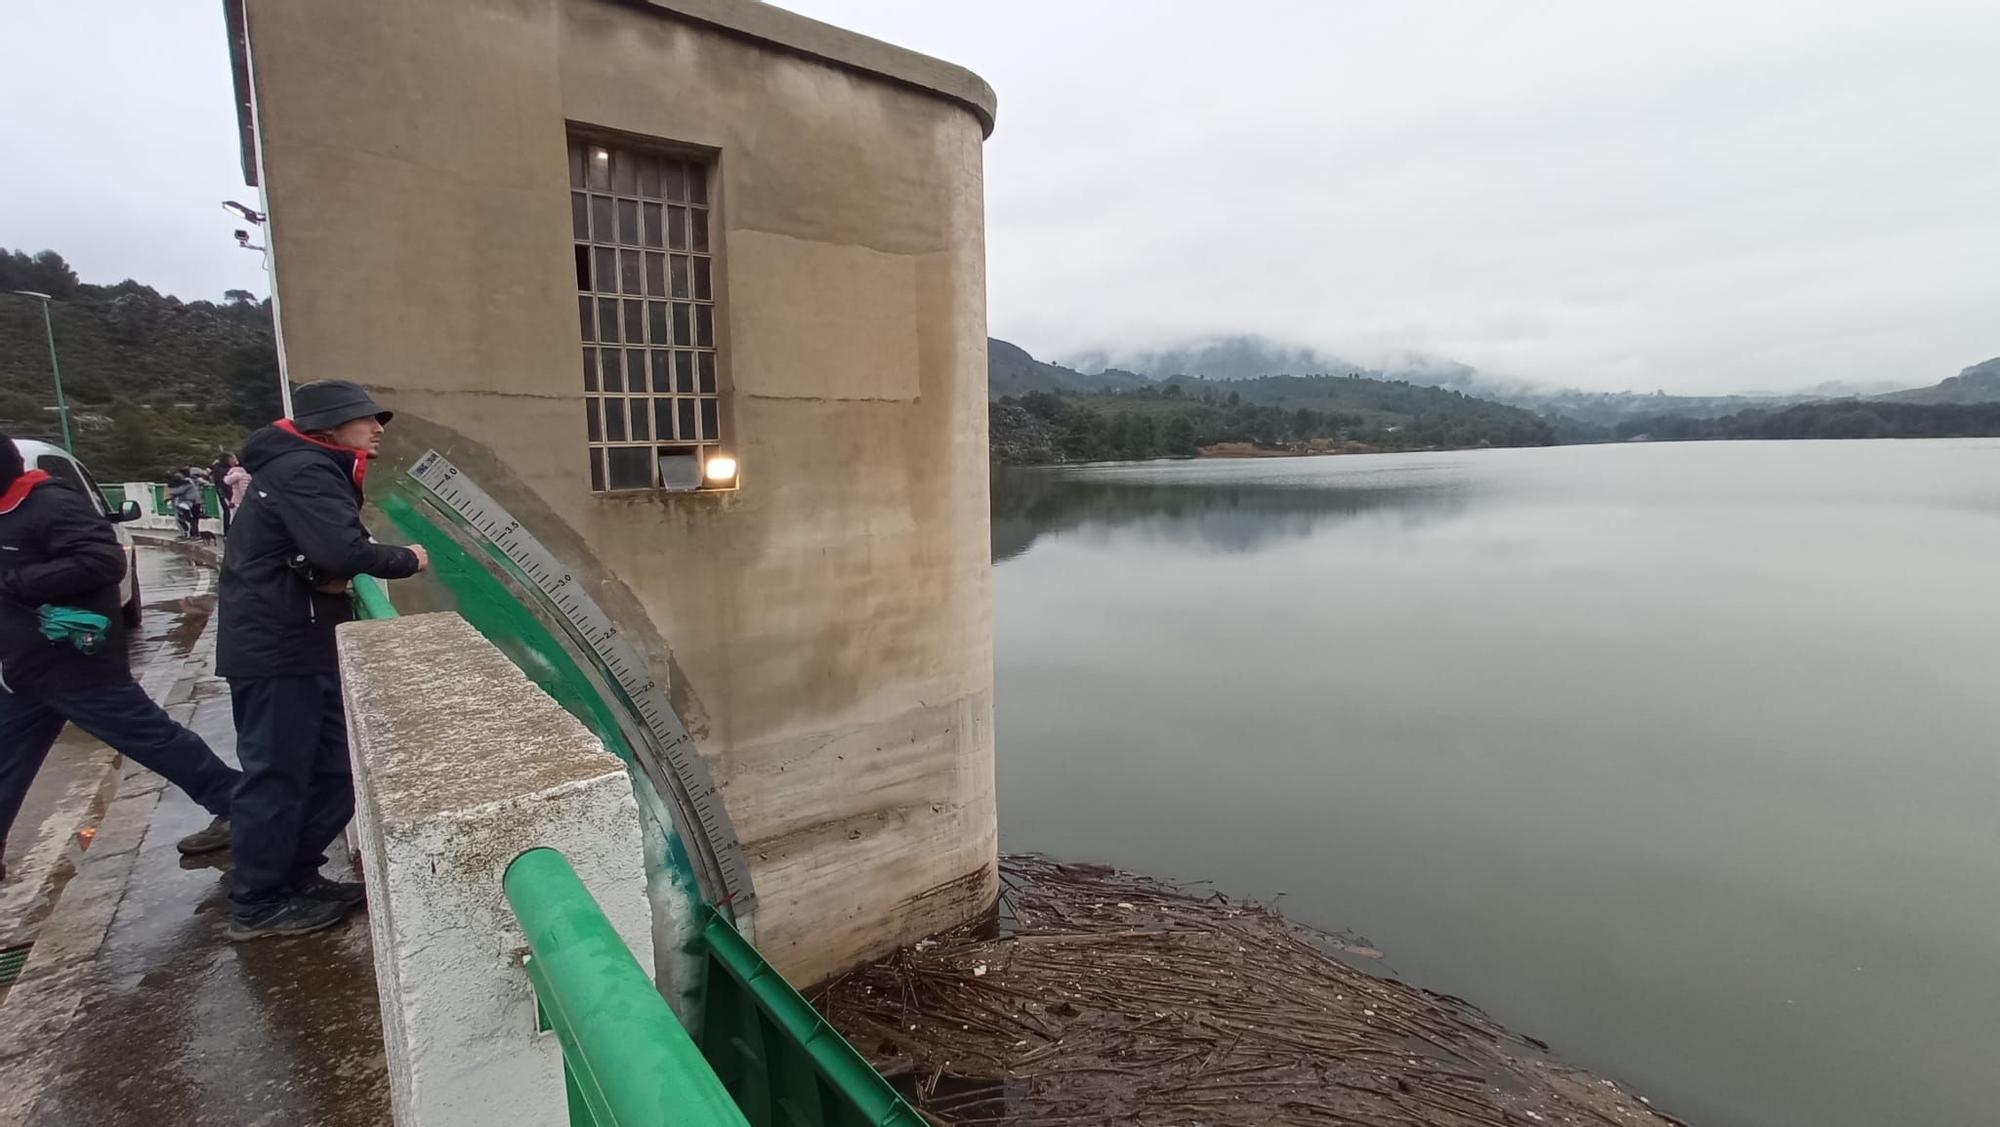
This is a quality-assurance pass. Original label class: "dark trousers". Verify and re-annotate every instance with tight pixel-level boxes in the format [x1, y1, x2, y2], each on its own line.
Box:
[226, 674, 353, 912]
[0, 678, 239, 846]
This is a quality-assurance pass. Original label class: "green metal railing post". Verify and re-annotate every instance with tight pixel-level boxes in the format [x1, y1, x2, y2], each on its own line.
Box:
[351, 574, 397, 620]
[504, 847, 749, 1127]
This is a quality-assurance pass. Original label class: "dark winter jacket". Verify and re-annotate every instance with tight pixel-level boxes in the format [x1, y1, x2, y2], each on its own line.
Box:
[0, 471, 132, 690]
[216, 422, 420, 679]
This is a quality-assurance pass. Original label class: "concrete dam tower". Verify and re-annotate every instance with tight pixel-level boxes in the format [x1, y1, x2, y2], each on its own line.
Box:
[225, 0, 999, 987]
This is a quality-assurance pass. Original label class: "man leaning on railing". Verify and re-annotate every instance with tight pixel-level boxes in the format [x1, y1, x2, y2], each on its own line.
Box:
[215, 381, 429, 941]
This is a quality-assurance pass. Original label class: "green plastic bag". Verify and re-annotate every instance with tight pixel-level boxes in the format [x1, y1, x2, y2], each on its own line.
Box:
[38, 605, 110, 655]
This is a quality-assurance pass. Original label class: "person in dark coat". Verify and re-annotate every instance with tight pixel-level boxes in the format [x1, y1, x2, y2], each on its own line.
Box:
[0, 434, 239, 884]
[217, 380, 427, 940]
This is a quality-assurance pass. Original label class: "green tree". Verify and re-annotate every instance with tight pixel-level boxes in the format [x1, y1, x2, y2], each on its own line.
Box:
[97, 402, 158, 481]
[1164, 414, 1198, 456]
[0, 248, 80, 298]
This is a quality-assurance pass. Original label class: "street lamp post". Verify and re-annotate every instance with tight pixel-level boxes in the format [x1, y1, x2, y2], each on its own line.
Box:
[223, 200, 292, 419]
[10, 290, 72, 453]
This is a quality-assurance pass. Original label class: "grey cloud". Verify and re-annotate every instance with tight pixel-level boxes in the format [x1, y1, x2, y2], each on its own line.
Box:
[6, 1, 1995, 393]
[802, 0, 2000, 392]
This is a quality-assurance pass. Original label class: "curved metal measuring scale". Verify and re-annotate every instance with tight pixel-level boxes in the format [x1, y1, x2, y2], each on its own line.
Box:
[402, 449, 756, 918]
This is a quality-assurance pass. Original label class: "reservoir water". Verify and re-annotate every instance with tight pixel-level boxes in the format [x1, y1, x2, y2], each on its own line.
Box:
[991, 439, 2000, 1127]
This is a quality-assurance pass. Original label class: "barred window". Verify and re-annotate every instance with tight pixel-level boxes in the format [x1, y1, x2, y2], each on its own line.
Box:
[570, 135, 725, 492]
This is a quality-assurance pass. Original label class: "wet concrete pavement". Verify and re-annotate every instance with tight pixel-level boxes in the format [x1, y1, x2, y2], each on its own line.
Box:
[0, 546, 389, 1126]
[0, 738, 112, 961]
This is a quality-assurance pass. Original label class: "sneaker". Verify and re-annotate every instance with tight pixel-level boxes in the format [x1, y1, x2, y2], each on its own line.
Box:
[295, 874, 367, 908]
[227, 895, 348, 942]
[176, 817, 231, 855]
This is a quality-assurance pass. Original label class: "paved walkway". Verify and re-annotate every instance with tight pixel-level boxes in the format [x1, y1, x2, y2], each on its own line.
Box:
[0, 547, 389, 1127]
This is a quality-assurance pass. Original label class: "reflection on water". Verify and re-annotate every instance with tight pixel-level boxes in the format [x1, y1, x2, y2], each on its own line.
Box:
[991, 460, 1474, 561]
[992, 440, 2000, 1127]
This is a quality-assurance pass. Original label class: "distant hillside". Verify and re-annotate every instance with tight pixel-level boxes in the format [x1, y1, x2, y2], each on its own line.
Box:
[989, 338, 1152, 399]
[1875, 357, 2000, 405]
[1060, 333, 2000, 435]
[1503, 388, 1824, 431]
[0, 248, 279, 479]
[1153, 373, 1550, 439]
[1618, 400, 2000, 442]
[992, 347, 1556, 465]
[1062, 334, 1743, 432]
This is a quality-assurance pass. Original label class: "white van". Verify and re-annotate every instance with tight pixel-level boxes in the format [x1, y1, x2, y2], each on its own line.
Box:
[9, 439, 145, 625]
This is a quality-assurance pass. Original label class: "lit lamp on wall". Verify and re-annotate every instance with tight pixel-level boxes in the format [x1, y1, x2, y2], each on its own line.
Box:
[656, 449, 738, 492]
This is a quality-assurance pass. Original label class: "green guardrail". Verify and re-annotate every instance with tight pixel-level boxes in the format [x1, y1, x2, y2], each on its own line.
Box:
[354, 575, 926, 1127]
[352, 574, 398, 621]
[137, 482, 223, 518]
[506, 848, 749, 1127]
[700, 906, 926, 1127]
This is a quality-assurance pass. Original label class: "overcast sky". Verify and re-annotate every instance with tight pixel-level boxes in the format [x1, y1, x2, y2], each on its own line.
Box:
[3, 2, 1995, 393]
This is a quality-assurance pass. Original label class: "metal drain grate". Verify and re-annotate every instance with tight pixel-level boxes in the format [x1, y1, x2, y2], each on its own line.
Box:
[0, 944, 31, 987]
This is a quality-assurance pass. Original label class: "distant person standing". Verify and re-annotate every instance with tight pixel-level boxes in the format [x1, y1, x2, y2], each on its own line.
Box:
[222, 455, 250, 532]
[216, 380, 427, 940]
[0, 433, 238, 884]
[167, 473, 203, 540]
[209, 451, 240, 533]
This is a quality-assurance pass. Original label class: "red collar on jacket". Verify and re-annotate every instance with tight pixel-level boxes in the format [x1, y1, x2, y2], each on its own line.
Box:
[0, 470, 52, 515]
[274, 419, 369, 491]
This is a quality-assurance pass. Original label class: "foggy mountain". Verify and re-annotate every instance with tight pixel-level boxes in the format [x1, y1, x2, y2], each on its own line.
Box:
[1056, 335, 2000, 431]
[988, 338, 1154, 399]
[1065, 336, 1504, 395]
[1874, 357, 2000, 405]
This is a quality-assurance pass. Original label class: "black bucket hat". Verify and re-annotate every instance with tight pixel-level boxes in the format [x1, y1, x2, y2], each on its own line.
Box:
[291, 379, 393, 430]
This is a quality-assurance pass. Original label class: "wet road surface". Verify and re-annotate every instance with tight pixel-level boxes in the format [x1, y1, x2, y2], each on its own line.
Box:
[1, 545, 390, 1126]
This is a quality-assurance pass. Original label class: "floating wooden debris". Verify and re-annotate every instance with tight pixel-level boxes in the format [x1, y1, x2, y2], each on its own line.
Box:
[816, 855, 1688, 1127]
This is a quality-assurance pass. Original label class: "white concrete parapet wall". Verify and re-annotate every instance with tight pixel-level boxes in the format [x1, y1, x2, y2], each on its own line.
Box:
[338, 611, 654, 1127]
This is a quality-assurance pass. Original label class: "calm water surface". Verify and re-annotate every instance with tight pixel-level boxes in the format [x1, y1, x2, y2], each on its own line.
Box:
[991, 440, 2000, 1127]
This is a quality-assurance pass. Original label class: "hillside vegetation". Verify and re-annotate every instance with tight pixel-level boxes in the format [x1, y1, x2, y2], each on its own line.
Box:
[991, 372, 1557, 465]
[989, 338, 1154, 398]
[1055, 333, 2000, 431]
[1617, 400, 2000, 442]
[6, 248, 1990, 477]
[1874, 357, 2000, 405]
[0, 249, 278, 480]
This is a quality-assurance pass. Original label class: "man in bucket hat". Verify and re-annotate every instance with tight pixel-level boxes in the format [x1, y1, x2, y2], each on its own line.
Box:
[217, 380, 428, 940]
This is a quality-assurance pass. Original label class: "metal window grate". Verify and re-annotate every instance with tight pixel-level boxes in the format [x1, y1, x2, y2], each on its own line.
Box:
[0, 944, 32, 987]
[571, 136, 724, 492]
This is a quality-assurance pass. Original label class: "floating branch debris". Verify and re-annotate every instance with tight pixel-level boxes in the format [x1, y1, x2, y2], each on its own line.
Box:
[817, 855, 1686, 1127]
